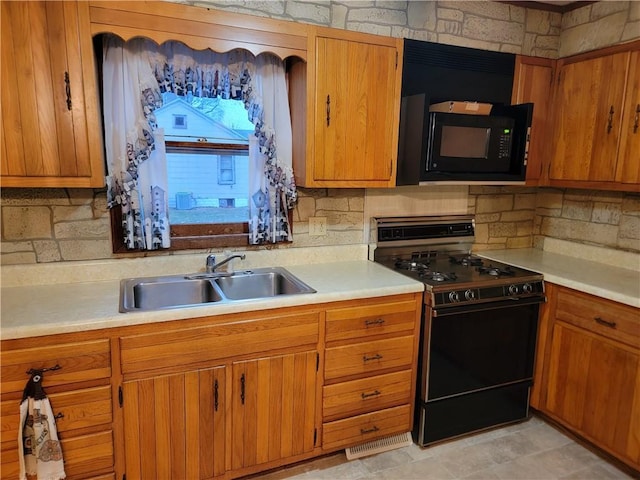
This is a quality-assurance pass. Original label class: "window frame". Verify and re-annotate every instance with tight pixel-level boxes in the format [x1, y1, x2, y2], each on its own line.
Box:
[110, 140, 251, 253]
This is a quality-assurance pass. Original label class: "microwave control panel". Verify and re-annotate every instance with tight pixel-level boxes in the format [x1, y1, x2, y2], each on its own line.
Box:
[498, 129, 513, 158]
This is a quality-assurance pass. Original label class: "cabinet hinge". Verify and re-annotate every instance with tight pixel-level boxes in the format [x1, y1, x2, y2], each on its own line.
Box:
[314, 428, 317, 446]
[118, 386, 123, 408]
[316, 352, 320, 372]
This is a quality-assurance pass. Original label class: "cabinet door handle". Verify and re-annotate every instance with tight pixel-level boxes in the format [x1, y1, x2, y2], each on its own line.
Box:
[594, 316, 617, 329]
[326, 94, 331, 126]
[365, 318, 385, 327]
[363, 353, 383, 363]
[361, 390, 381, 400]
[360, 426, 380, 435]
[634, 104, 639, 134]
[214, 379, 219, 412]
[64, 72, 72, 110]
[240, 373, 245, 405]
[607, 105, 614, 133]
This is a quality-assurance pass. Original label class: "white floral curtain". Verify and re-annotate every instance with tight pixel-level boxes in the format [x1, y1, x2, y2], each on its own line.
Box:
[102, 37, 169, 250]
[102, 36, 296, 249]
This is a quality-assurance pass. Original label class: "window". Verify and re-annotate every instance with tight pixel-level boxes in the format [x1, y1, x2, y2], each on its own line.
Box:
[111, 95, 256, 252]
[218, 155, 235, 185]
[172, 114, 187, 129]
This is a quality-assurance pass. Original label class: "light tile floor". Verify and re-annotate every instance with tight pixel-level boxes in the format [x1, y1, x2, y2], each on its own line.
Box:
[252, 416, 636, 480]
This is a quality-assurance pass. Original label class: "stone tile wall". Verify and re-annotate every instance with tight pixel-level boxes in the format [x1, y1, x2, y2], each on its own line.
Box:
[2, 1, 639, 265]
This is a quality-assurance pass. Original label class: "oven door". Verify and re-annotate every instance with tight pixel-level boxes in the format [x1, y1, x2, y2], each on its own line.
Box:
[423, 297, 541, 401]
[415, 297, 542, 446]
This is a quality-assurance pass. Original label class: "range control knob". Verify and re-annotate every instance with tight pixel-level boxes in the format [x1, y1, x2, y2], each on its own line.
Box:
[448, 291, 460, 303]
[508, 284, 520, 295]
[464, 289, 475, 301]
[522, 283, 533, 294]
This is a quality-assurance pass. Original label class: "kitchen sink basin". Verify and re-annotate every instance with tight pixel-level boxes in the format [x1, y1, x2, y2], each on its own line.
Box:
[119, 267, 315, 312]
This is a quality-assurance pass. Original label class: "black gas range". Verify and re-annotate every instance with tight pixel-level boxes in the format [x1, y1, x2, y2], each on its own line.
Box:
[373, 215, 545, 446]
[373, 215, 544, 309]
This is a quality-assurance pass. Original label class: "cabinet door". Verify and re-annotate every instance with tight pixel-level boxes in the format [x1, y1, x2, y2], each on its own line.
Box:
[0, 1, 103, 187]
[545, 322, 639, 463]
[122, 367, 226, 480]
[512, 56, 555, 184]
[549, 52, 628, 182]
[232, 351, 317, 470]
[616, 50, 640, 185]
[313, 36, 398, 187]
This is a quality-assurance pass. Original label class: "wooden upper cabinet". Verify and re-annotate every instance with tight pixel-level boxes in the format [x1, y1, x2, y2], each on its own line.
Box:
[1, 1, 104, 188]
[616, 50, 640, 185]
[548, 41, 640, 191]
[512, 55, 555, 185]
[293, 28, 402, 188]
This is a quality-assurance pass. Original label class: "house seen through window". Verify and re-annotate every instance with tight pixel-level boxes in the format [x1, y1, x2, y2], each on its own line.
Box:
[155, 92, 255, 225]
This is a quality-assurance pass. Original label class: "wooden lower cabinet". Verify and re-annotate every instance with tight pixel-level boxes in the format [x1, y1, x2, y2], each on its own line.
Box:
[1, 293, 422, 478]
[537, 284, 640, 471]
[122, 367, 226, 480]
[0, 337, 114, 480]
[321, 294, 422, 452]
[231, 351, 317, 470]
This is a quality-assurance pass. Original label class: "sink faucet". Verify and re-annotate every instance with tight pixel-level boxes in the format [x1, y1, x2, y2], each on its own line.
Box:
[206, 253, 246, 273]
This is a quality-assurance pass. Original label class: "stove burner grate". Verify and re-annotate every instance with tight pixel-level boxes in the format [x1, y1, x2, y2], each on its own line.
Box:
[449, 255, 484, 267]
[420, 271, 457, 283]
[477, 265, 516, 277]
[395, 259, 430, 272]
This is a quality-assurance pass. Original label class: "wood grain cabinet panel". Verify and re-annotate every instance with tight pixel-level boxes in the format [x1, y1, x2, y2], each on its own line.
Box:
[324, 335, 415, 381]
[292, 28, 402, 188]
[540, 284, 640, 472]
[548, 41, 640, 191]
[321, 294, 421, 453]
[0, 337, 114, 480]
[322, 404, 411, 452]
[231, 351, 317, 471]
[122, 367, 226, 480]
[512, 55, 555, 185]
[0, 1, 104, 187]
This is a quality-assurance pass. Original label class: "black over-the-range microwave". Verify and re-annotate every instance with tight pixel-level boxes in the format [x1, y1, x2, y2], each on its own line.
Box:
[398, 94, 533, 184]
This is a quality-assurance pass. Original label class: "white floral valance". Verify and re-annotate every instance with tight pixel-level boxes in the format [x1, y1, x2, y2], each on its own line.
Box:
[103, 36, 296, 249]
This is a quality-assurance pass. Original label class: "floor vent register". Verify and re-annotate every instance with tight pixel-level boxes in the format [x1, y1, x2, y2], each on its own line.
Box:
[345, 432, 413, 460]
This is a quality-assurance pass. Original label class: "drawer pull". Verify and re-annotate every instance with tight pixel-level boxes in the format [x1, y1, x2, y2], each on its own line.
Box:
[360, 426, 380, 435]
[594, 316, 617, 329]
[363, 354, 383, 363]
[361, 390, 381, 400]
[26, 364, 61, 375]
[365, 318, 385, 327]
[54, 412, 64, 420]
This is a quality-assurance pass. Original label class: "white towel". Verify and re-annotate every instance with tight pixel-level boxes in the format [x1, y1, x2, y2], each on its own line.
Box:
[18, 397, 66, 480]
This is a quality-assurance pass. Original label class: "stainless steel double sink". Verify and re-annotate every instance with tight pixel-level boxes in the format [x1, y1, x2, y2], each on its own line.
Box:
[119, 267, 316, 312]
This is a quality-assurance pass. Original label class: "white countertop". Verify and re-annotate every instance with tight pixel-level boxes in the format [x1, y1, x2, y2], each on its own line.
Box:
[0, 259, 424, 340]
[479, 246, 640, 308]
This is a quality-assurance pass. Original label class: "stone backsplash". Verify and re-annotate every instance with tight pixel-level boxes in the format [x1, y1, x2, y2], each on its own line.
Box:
[2, 1, 639, 265]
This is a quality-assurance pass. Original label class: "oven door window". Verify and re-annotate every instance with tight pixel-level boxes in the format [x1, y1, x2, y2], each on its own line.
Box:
[426, 302, 539, 401]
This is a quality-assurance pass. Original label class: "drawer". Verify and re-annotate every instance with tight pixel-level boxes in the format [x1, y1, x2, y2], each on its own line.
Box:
[555, 287, 639, 347]
[323, 370, 412, 421]
[1, 339, 111, 394]
[1, 385, 112, 442]
[325, 299, 418, 343]
[322, 404, 411, 451]
[324, 335, 415, 381]
[0, 430, 113, 480]
[120, 311, 319, 374]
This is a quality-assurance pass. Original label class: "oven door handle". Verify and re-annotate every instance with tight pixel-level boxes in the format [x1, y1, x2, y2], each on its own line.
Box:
[432, 295, 546, 317]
